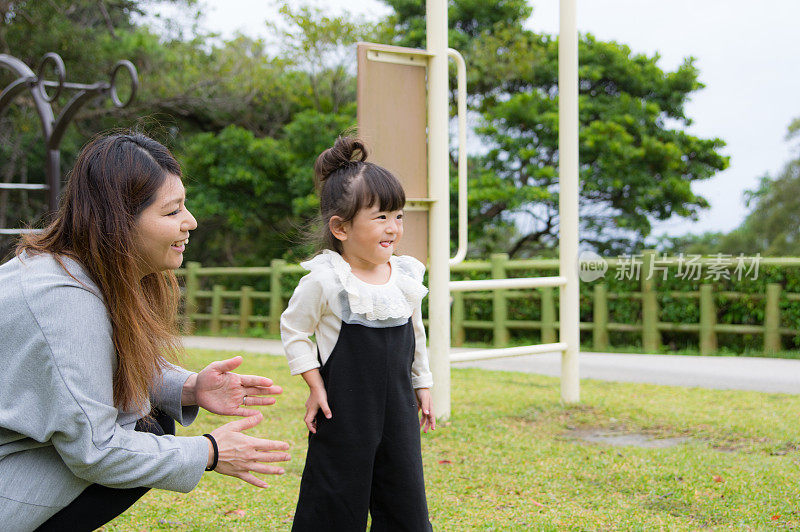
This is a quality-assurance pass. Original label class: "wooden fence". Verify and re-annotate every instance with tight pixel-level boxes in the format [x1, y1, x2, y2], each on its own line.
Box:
[176, 251, 800, 355]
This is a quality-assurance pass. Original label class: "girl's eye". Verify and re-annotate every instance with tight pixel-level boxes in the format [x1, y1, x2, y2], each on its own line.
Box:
[167, 208, 181, 216]
[397, 213, 404, 220]
[377, 214, 387, 219]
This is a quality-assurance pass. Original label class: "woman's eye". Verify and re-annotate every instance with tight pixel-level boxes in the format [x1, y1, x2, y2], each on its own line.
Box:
[167, 208, 181, 216]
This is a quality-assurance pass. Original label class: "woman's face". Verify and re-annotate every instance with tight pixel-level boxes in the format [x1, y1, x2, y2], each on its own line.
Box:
[133, 173, 197, 276]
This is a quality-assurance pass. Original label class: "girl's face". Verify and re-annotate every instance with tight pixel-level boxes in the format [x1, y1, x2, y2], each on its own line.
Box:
[334, 204, 404, 267]
[133, 174, 197, 276]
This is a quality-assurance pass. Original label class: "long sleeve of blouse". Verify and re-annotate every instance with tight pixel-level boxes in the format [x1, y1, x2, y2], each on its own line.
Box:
[0, 253, 208, 525]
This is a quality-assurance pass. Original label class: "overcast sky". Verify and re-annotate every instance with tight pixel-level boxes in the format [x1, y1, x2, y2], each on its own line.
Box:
[155, 0, 800, 239]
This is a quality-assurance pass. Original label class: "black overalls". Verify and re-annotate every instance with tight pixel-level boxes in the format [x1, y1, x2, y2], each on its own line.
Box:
[291, 319, 432, 532]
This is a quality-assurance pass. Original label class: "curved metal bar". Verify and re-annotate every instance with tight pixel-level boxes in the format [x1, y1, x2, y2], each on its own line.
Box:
[36, 52, 66, 103]
[447, 48, 468, 266]
[48, 88, 107, 150]
[0, 76, 35, 116]
[0, 52, 139, 224]
[0, 54, 56, 139]
[109, 60, 138, 108]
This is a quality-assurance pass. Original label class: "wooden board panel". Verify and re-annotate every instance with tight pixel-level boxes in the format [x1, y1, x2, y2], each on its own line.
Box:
[357, 42, 429, 263]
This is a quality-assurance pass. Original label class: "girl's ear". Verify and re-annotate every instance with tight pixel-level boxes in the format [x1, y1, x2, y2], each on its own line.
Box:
[329, 216, 348, 242]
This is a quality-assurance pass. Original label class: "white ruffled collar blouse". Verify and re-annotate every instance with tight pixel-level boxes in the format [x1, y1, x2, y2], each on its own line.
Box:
[300, 249, 428, 327]
[281, 249, 433, 388]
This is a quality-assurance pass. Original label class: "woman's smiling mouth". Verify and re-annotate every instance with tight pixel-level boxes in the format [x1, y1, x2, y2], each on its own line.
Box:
[171, 237, 188, 252]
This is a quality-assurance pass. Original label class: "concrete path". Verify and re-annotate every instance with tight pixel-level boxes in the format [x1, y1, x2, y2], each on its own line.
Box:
[182, 336, 800, 394]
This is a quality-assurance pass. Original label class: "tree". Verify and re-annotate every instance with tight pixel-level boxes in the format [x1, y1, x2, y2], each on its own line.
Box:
[379, 0, 729, 257]
[723, 163, 800, 256]
[179, 110, 355, 266]
[658, 120, 800, 257]
[268, 2, 378, 114]
[0, 1, 360, 264]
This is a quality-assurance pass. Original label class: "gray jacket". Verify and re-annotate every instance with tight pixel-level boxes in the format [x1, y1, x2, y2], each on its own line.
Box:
[0, 252, 208, 530]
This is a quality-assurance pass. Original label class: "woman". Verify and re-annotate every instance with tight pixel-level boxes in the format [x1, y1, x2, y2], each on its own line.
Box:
[0, 132, 290, 531]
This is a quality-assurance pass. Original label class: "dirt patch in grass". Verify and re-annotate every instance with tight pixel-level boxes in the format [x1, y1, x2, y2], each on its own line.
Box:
[565, 427, 692, 448]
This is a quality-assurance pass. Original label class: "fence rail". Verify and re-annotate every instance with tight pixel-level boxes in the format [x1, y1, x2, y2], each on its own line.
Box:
[177, 251, 800, 355]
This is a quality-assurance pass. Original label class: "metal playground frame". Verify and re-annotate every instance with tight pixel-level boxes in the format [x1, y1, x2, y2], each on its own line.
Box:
[405, 0, 580, 419]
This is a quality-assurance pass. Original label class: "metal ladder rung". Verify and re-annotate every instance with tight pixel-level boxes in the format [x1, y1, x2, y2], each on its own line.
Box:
[0, 183, 49, 190]
[450, 342, 568, 363]
[0, 228, 42, 235]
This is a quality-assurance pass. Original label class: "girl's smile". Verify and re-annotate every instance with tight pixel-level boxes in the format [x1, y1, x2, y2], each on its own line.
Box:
[331, 204, 404, 282]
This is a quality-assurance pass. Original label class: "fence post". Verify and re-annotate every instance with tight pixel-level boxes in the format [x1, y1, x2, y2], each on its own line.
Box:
[491, 253, 509, 348]
[699, 284, 717, 355]
[210, 284, 224, 335]
[641, 249, 661, 352]
[592, 283, 608, 350]
[452, 291, 465, 347]
[239, 286, 253, 336]
[764, 283, 782, 354]
[269, 259, 286, 335]
[540, 286, 556, 344]
[183, 261, 201, 334]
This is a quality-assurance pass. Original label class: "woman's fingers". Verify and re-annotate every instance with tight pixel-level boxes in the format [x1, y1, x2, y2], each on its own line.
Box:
[247, 462, 287, 476]
[243, 385, 283, 396]
[211, 424, 292, 486]
[239, 396, 277, 409]
[238, 472, 270, 489]
[209, 356, 243, 374]
[233, 407, 263, 418]
[249, 450, 291, 463]
[239, 374, 279, 389]
[245, 434, 290, 452]
[222, 412, 263, 432]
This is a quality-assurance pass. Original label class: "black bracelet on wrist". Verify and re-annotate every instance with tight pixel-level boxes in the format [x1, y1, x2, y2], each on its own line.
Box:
[203, 433, 218, 472]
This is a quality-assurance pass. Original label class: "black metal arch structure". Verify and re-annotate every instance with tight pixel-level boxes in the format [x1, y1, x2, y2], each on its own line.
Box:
[0, 52, 138, 235]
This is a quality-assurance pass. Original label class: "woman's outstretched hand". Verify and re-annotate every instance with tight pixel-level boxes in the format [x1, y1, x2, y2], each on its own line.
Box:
[209, 412, 290, 488]
[183, 356, 283, 417]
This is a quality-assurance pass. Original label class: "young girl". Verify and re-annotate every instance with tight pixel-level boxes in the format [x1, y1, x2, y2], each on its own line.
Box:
[281, 136, 435, 531]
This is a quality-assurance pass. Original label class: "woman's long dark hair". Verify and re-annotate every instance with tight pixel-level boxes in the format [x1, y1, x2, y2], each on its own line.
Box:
[18, 132, 183, 413]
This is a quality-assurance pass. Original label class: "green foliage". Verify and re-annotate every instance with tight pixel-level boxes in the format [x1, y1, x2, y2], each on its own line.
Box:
[720, 159, 800, 256]
[179, 107, 356, 266]
[381, 0, 728, 257]
[180, 126, 292, 265]
[0, 0, 361, 264]
[473, 33, 728, 256]
[269, 2, 378, 114]
[660, 120, 800, 258]
[2, 0, 732, 265]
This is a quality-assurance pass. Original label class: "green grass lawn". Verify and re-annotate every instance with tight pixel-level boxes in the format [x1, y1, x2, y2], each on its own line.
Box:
[105, 349, 800, 531]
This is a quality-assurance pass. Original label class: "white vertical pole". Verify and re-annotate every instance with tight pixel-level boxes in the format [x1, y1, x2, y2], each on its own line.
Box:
[426, 0, 452, 419]
[559, 0, 580, 403]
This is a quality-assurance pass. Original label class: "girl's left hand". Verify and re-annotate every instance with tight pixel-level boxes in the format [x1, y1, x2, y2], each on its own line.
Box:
[415, 388, 436, 433]
[184, 356, 283, 416]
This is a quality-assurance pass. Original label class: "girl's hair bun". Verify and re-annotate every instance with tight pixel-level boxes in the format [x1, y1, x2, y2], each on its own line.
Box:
[314, 136, 368, 183]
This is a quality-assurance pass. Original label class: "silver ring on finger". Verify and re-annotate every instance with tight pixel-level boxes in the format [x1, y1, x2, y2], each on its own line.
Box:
[242, 394, 247, 406]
